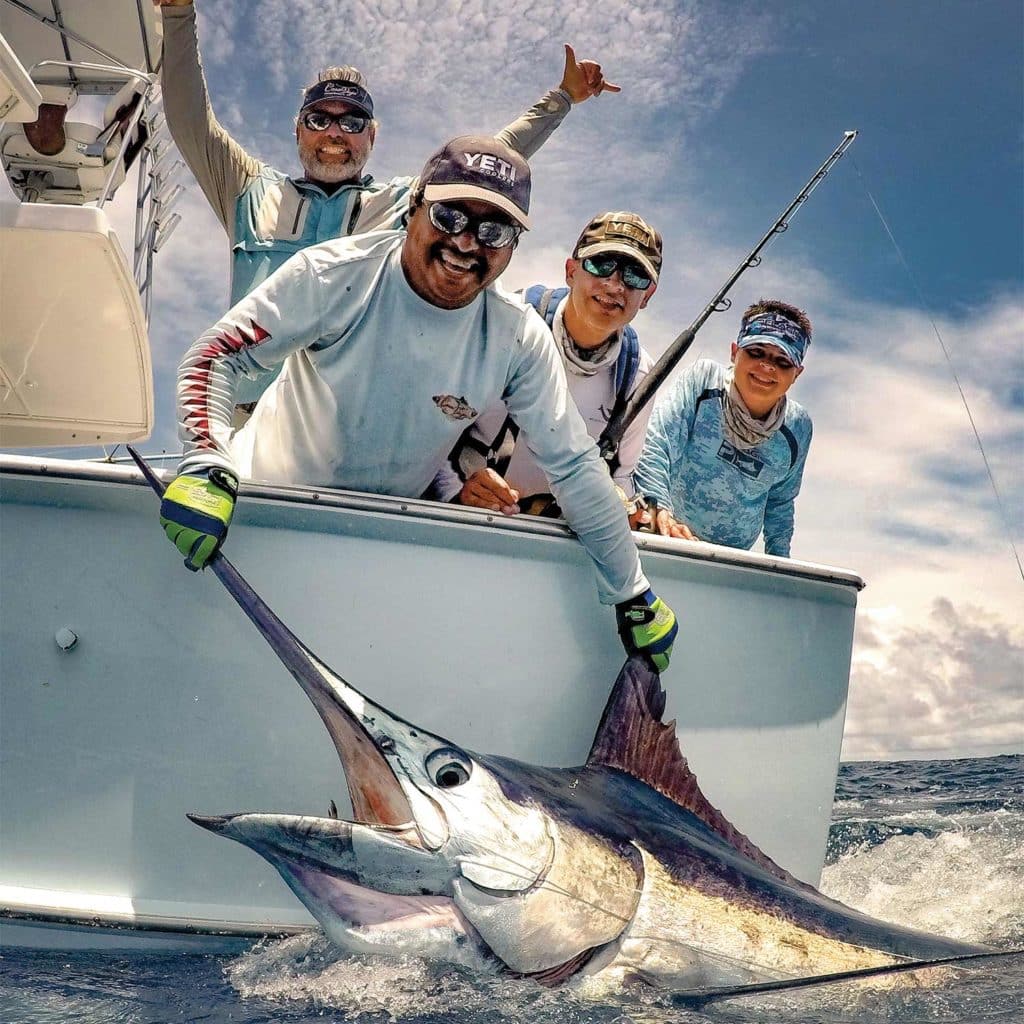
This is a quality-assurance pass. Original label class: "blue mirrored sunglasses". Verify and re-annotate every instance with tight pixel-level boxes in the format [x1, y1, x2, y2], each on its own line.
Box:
[427, 201, 521, 249]
[581, 254, 652, 291]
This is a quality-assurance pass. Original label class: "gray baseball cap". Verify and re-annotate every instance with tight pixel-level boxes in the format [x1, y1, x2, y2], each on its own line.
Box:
[418, 135, 531, 229]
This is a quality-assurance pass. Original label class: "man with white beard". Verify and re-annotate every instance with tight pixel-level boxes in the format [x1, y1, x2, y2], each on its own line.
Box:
[154, 0, 618, 404]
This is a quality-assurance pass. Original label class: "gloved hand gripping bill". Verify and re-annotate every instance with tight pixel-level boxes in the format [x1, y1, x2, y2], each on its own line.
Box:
[159, 468, 238, 571]
[615, 588, 678, 672]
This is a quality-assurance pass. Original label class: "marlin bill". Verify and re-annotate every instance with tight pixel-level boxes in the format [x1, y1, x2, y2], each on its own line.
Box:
[187, 560, 986, 991]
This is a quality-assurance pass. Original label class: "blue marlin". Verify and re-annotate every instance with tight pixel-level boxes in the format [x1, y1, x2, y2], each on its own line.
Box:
[182, 555, 989, 992]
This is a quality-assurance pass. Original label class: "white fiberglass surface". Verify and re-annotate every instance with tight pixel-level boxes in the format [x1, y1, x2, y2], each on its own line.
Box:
[0, 203, 152, 445]
[0, 467, 856, 940]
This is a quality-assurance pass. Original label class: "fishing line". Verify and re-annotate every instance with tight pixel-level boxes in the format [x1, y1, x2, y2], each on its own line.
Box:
[850, 157, 1023, 585]
[673, 947, 1024, 1007]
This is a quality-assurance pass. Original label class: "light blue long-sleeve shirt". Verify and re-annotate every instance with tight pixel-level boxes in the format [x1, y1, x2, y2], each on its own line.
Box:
[176, 230, 649, 604]
[633, 359, 812, 557]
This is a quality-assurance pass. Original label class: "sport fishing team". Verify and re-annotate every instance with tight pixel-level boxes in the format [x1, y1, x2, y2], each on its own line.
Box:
[154, 1, 815, 674]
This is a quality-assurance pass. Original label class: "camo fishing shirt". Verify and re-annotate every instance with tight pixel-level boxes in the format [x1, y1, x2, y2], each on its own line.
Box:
[633, 359, 812, 557]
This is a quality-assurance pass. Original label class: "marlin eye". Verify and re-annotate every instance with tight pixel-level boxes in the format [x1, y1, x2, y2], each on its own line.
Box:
[425, 749, 472, 788]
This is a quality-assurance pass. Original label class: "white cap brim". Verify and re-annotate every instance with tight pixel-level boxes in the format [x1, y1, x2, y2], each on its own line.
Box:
[422, 183, 530, 230]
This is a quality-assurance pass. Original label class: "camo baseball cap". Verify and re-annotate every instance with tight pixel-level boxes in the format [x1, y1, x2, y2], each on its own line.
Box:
[418, 135, 531, 229]
[573, 211, 663, 284]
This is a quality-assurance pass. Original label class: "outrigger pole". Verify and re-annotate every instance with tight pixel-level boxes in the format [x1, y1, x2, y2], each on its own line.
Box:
[598, 130, 859, 468]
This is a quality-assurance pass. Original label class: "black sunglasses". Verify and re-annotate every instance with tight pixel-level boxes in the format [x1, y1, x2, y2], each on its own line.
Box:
[301, 110, 369, 134]
[581, 254, 652, 291]
[427, 201, 522, 249]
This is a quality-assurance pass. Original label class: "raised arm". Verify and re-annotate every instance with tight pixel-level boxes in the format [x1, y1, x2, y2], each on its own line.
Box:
[156, 0, 263, 231]
[495, 44, 621, 159]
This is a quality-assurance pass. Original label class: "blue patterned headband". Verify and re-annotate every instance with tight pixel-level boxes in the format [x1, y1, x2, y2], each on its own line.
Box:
[737, 312, 810, 366]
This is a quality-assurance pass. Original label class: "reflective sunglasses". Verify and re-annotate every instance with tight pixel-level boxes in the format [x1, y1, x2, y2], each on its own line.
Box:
[301, 110, 370, 134]
[427, 201, 522, 249]
[741, 345, 797, 372]
[581, 254, 652, 291]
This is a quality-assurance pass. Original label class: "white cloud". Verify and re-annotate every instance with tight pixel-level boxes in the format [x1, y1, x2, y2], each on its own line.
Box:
[844, 599, 1024, 761]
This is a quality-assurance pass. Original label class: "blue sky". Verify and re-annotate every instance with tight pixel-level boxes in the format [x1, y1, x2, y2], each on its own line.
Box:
[8, 1, 1021, 759]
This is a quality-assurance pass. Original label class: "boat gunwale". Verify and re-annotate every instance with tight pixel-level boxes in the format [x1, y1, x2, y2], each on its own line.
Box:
[0, 453, 866, 590]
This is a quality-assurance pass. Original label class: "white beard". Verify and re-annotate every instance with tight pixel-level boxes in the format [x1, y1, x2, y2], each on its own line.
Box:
[299, 149, 363, 184]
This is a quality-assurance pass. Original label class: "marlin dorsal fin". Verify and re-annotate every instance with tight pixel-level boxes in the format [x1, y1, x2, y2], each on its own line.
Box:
[587, 657, 801, 886]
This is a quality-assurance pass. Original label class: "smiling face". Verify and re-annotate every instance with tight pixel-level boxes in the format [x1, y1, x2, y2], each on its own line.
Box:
[730, 342, 804, 418]
[296, 100, 376, 186]
[401, 198, 516, 310]
[563, 255, 656, 348]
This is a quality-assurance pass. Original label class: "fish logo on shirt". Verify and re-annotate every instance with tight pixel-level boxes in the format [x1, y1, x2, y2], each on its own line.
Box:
[717, 440, 765, 478]
[433, 394, 478, 421]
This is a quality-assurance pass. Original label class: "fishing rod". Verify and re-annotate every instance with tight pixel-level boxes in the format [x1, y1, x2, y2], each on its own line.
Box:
[598, 129, 859, 468]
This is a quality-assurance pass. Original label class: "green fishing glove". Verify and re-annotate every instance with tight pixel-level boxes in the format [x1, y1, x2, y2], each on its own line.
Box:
[615, 589, 678, 672]
[159, 468, 238, 571]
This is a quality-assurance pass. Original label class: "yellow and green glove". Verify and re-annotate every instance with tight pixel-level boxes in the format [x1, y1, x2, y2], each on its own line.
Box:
[159, 468, 238, 571]
[615, 589, 678, 672]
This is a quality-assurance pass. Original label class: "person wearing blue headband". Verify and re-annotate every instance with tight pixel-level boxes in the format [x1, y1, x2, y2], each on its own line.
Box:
[154, 0, 619, 408]
[633, 299, 813, 558]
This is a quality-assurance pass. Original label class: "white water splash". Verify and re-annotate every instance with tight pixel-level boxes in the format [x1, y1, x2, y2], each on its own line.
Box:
[821, 826, 1024, 945]
[225, 931, 674, 1022]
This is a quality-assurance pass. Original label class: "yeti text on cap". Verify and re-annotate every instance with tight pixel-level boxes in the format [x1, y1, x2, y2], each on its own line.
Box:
[464, 151, 517, 183]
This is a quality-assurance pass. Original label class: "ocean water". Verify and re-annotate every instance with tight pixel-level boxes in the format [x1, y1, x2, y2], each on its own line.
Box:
[2, 754, 1021, 1024]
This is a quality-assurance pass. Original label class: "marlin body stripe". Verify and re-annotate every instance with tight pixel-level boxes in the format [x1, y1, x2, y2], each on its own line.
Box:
[187, 555, 987, 990]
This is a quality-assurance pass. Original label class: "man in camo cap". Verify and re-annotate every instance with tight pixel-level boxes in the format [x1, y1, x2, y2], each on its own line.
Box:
[434, 211, 662, 526]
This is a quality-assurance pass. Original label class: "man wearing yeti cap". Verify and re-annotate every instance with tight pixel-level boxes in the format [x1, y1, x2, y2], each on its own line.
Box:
[433, 211, 662, 521]
[634, 299, 814, 557]
[155, 1, 620, 405]
[160, 134, 678, 672]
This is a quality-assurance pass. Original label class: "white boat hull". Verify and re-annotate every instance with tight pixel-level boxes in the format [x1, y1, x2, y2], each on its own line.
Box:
[0, 456, 861, 950]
